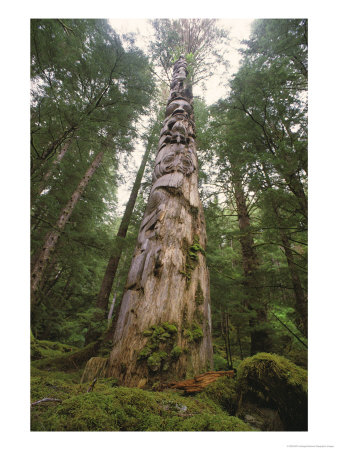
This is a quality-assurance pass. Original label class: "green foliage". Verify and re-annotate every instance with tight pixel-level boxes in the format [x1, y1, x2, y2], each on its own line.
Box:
[149, 19, 229, 87]
[147, 352, 168, 372]
[31, 18, 156, 344]
[213, 354, 228, 371]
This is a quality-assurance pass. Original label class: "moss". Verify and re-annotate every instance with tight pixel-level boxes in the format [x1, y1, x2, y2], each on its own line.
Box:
[195, 281, 204, 305]
[170, 346, 183, 360]
[162, 322, 178, 334]
[199, 376, 237, 415]
[31, 374, 252, 431]
[142, 329, 153, 337]
[32, 340, 102, 371]
[31, 368, 82, 403]
[31, 338, 76, 361]
[176, 412, 252, 431]
[138, 322, 181, 374]
[137, 346, 153, 360]
[194, 309, 204, 324]
[180, 235, 206, 283]
[184, 322, 204, 342]
[147, 352, 168, 372]
[237, 352, 308, 431]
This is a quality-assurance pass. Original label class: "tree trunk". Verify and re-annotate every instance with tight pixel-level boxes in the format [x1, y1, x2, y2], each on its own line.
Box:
[96, 140, 153, 312]
[232, 176, 271, 355]
[262, 164, 308, 337]
[31, 151, 104, 302]
[106, 56, 213, 387]
[37, 138, 74, 196]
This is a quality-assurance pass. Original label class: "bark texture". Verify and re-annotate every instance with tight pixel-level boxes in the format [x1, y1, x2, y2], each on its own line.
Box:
[31, 151, 104, 302]
[106, 56, 213, 387]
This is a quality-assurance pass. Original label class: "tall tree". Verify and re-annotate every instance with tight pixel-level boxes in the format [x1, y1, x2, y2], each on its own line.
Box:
[31, 150, 104, 303]
[149, 19, 229, 87]
[106, 56, 213, 387]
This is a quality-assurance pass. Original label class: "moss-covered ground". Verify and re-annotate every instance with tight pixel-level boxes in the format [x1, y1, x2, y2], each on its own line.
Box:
[31, 339, 307, 431]
[31, 366, 251, 431]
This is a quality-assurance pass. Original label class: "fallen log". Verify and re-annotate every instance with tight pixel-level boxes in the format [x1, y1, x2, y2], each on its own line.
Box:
[167, 370, 235, 393]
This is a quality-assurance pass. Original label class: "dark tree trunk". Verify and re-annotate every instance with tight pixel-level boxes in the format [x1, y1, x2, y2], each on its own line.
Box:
[280, 232, 307, 337]
[96, 141, 153, 312]
[262, 164, 307, 337]
[232, 176, 271, 355]
[106, 56, 213, 387]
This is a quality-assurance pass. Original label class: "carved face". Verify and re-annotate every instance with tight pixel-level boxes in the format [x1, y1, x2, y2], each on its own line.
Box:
[155, 145, 195, 178]
[165, 98, 192, 118]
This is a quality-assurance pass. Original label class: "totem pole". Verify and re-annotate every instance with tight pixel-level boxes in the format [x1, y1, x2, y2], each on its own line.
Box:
[106, 56, 213, 387]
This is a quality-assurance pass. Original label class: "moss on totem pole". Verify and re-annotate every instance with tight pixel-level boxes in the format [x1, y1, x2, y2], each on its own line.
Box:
[137, 322, 182, 373]
[180, 235, 206, 283]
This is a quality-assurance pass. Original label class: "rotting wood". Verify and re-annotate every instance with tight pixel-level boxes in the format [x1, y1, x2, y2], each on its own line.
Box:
[166, 370, 235, 393]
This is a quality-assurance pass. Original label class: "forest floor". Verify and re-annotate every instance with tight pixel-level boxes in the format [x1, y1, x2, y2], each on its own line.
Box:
[30, 339, 307, 432]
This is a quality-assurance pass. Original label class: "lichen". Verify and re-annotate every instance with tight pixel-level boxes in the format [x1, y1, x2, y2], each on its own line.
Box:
[195, 281, 204, 305]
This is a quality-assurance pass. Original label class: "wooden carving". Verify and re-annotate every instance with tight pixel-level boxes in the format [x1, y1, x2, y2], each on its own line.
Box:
[106, 56, 213, 387]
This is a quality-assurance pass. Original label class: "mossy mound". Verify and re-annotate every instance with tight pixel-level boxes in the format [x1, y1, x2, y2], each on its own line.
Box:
[236, 352, 308, 431]
[31, 367, 82, 402]
[31, 337, 77, 361]
[199, 376, 237, 415]
[31, 368, 252, 431]
[32, 340, 101, 371]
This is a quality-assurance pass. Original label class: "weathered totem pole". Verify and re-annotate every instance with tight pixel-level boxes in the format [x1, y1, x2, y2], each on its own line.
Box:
[106, 56, 213, 387]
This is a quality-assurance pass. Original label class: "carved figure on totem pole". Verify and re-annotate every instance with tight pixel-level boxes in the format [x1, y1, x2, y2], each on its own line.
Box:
[137, 57, 197, 247]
